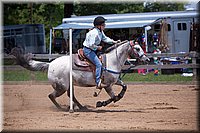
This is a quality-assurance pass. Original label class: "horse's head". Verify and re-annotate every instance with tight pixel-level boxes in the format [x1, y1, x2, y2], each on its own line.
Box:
[129, 41, 150, 63]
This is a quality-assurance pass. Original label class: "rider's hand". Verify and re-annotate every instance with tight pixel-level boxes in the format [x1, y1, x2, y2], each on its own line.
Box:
[113, 40, 121, 44]
[117, 40, 121, 43]
[97, 46, 103, 51]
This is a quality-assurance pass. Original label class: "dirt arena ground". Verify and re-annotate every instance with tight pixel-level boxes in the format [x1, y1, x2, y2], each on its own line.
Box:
[2, 82, 199, 132]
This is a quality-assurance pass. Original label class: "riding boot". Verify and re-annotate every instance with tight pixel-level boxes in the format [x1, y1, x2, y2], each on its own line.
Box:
[96, 79, 107, 89]
[93, 79, 107, 97]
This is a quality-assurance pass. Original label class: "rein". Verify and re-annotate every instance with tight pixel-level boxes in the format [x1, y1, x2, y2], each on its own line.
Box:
[102, 43, 122, 75]
[119, 40, 136, 79]
[115, 43, 124, 68]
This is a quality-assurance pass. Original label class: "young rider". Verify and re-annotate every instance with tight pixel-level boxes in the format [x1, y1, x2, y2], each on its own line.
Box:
[83, 16, 120, 89]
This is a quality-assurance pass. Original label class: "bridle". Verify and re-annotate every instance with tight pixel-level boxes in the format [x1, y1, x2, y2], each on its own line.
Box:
[128, 40, 138, 58]
[128, 41, 146, 59]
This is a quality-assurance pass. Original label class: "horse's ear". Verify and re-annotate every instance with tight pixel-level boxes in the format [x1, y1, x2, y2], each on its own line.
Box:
[129, 40, 135, 47]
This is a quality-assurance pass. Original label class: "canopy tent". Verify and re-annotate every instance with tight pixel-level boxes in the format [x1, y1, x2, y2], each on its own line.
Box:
[53, 19, 158, 30]
[50, 11, 170, 60]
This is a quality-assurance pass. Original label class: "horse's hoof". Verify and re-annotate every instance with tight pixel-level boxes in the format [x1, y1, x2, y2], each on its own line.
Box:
[96, 101, 102, 108]
[93, 92, 98, 97]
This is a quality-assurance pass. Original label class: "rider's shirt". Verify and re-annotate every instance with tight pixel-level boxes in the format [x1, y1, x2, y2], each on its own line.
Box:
[83, 27, 114, 51]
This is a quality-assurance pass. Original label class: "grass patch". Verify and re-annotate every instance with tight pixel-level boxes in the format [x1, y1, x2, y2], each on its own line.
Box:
[121, 72, 193, 82]
[3, 58, 16, 65]
[34, 71, 48, 81]
[3, 69, 193, 82]
[3, 70, 48, 81]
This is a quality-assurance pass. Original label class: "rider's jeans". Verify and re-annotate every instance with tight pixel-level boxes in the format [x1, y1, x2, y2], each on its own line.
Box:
[83, 47, 102, 85]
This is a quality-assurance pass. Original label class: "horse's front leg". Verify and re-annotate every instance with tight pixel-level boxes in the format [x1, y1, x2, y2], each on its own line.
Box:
[95, 85, 114, 108]
[113, 79, 127, 103]
[96, 79, 127, 108]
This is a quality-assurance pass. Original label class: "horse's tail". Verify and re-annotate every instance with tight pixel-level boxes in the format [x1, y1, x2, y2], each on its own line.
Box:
[11, 47, 49, 72]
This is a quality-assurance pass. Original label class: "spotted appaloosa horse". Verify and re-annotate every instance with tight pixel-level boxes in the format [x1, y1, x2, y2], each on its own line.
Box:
[12, 40, 149, 111]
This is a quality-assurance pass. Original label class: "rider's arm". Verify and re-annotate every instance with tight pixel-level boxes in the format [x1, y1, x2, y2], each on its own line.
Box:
[101, 31, 114, 44]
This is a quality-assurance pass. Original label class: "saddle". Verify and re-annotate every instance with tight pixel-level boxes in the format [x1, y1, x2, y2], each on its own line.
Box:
[73, 49, 104, 72]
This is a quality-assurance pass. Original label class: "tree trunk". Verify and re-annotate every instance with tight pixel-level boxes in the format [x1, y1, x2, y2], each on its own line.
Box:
[64, 4, 73, 18]
[28, 3, 33, 24]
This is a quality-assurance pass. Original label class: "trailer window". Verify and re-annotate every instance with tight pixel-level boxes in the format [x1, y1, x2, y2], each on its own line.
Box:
[167, 24, 171, 31]
[177, 23, 187, 31]
[182, 23, 187, 30]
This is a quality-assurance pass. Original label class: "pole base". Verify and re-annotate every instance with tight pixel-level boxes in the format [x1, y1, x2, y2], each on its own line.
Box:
[69, 109, 74, 113]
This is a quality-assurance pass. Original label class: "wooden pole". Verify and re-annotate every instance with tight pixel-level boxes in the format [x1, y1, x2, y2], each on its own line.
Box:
[191, 51, 197, 80]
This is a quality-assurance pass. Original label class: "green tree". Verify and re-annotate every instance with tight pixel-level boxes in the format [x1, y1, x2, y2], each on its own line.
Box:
[73, 2, 185, 16]
[3, 3, 64, 49]
[73, 3, 145, 16]
[144, 2, 185, 12]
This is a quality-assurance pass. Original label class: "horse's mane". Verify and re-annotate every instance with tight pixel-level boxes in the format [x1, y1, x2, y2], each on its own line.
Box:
[104, 40, 128, 53]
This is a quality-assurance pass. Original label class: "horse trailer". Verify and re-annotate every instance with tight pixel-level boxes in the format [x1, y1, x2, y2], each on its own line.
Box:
[53, 10, 198, 54]
[3, 24, 46, 54]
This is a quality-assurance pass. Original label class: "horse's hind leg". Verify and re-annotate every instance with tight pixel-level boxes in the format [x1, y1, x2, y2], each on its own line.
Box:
[49, 83, 66, 109]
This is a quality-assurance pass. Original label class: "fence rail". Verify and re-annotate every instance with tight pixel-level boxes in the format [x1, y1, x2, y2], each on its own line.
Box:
[3, 51, 199, 77]
[3, 51, 199, 60]
[123, 64, 199, 70]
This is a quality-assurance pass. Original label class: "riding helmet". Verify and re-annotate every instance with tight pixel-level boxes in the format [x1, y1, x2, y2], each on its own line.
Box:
[93, 16, 107, 26]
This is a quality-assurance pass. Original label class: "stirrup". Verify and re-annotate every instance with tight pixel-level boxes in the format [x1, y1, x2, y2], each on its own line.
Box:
[96, 79, 102, 89]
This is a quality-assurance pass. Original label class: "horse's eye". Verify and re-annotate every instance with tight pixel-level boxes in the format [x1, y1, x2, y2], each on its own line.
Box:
[135, 48, 140, 52]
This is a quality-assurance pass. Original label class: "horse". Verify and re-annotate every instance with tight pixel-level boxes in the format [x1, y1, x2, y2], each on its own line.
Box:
[11, 40, 150, 111]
